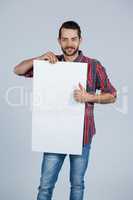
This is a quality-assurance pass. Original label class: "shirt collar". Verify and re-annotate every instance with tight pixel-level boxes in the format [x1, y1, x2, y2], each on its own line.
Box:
[60, 50, 84, 62]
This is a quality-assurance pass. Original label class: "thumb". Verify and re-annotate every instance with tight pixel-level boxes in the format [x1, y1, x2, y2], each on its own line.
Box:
[79, 82, 85, 91]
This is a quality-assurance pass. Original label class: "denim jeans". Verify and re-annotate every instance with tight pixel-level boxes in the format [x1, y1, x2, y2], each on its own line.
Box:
[36, 143, 91, 200]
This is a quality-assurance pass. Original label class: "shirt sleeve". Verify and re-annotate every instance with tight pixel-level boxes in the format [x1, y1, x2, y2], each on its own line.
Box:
[95, 60, 117, 98]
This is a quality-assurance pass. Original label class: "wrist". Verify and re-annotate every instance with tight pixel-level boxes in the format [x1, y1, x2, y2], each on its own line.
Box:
[36, 55, 44, 60]
[86, 93, 96, 103]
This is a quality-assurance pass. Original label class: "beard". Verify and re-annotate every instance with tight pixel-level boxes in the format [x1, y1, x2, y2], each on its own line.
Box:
[61, 46, 79, 56]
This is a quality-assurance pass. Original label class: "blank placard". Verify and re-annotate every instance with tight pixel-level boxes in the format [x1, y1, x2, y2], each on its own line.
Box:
[32, 60, 87, 155]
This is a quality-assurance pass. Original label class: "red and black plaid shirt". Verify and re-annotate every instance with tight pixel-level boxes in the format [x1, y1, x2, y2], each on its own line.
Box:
[19, 50, 117, 146]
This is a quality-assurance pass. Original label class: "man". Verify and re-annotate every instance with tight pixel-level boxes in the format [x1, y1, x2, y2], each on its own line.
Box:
[14, 21, 117, 200]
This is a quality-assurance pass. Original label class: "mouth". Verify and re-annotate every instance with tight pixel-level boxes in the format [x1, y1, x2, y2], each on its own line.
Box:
[66, 47, 75, 51]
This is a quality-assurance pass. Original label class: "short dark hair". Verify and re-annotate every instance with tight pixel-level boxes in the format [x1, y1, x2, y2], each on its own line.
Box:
[58, 21, 81, 39]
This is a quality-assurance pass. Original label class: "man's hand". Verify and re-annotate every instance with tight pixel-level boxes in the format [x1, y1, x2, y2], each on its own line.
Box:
[14, 51, 58, 75]
[73, 82, 117, 104]
[38, 52, 58, 64]
[73, 82, 94, 103]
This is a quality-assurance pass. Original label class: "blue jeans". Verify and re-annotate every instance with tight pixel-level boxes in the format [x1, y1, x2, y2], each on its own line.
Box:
[36, 143, 91, 200]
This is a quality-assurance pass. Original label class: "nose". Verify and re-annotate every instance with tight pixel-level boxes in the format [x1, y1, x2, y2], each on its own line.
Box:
[67, 39, 73, 46]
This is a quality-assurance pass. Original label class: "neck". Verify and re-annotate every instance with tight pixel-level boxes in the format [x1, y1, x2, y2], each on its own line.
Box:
[63, 51, 79, 62]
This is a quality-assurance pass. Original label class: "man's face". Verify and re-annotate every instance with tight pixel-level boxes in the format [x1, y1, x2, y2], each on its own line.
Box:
[58, 28, 82, 56]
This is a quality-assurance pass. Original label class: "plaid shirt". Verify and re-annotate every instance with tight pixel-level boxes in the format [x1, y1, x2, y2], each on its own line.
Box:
[20, 50, 117, 146]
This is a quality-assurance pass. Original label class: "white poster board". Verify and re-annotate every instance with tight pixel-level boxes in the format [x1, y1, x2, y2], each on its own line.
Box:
[32, 60, 87, 155]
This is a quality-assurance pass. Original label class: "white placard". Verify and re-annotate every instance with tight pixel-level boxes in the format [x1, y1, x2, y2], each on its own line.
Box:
[32, 60, 87, 155]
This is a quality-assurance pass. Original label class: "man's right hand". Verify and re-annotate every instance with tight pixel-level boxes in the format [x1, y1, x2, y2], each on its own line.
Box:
[14, 51, 58, 75]
[38, 52, 58, 64]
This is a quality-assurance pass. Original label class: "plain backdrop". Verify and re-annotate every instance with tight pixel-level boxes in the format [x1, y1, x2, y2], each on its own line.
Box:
[0, 0, 132, 200]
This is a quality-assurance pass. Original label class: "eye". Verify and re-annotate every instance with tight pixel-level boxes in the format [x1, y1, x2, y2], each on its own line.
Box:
[72, 38, 77, 41]
[62, 38, 67, 42]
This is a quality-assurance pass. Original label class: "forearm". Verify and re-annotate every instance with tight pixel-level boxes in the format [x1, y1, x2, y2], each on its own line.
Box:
[14, 55, 43, 75]
[89, 92, 116, 104]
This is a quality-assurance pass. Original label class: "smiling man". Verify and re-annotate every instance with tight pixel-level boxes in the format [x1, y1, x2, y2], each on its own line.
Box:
[14, 21, 117, 200]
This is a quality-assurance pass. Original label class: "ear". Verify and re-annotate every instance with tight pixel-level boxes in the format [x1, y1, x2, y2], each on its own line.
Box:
[79, 37, 82, 45]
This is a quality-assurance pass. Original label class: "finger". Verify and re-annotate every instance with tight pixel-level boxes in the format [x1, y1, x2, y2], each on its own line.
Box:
[73, 93, 82, 101]
[44, 55, 50, 61]
[79, 82, 85, 91]
[74, 96, 80, 102]
[49, 55, 55, 63]
[74, 89, 81, 93]
[47, 53, 55, 63]
[79, 97, 84, 103]
[51, 55, 56, 63]
[74, 92, 81, 97]
[73, 92, 79, 98]
[74, 92, 81, 96]
[78, 82, 83, 90]
[76, 97, 83, 103]
[49, 52, 57, 63]
[74, 95, 80, 100]
[53, 56, 58, 63]
[44, 54, 53, 63]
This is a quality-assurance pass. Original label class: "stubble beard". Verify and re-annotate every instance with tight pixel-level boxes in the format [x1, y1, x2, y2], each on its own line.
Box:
[61, 46, 79, 57]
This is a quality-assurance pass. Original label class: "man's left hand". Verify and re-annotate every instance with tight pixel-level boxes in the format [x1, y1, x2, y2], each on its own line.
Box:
[73, 82, 94, 103]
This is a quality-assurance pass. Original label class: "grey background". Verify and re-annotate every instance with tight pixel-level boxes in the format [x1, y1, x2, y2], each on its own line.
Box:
[0, 0, 132, 200]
